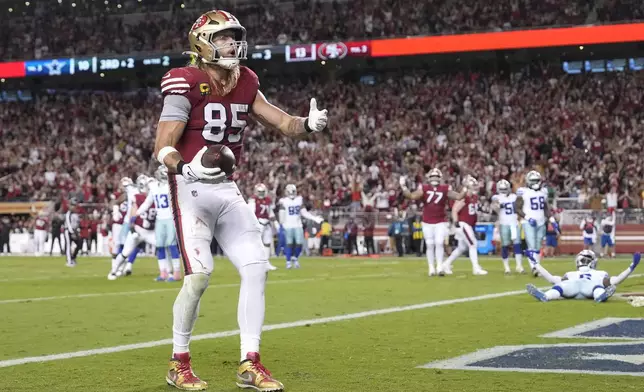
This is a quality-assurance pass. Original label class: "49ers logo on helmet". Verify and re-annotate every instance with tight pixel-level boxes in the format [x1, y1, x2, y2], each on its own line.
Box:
[191, 15, 208, 30]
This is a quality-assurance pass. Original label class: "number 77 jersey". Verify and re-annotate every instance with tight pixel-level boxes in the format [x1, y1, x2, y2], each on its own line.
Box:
[421, 184, 450, 224]
[160, 65, 259, 165]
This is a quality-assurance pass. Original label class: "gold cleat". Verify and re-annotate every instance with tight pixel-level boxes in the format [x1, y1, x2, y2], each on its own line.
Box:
[236, 352, 284, 391]
[166, 353, 208, 391]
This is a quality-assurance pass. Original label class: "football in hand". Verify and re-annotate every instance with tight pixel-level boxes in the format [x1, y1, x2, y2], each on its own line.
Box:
[201, 144, 236, 176]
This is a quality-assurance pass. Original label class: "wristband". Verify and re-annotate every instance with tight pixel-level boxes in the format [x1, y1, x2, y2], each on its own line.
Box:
[177, 161, 186, 175]
[303, 117, 313, 133]
[157, 146, 178, 164]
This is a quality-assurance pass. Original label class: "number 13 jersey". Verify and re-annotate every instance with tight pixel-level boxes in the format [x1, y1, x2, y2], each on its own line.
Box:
[160, 65, 259, 165]
[421, 184, 450, 224]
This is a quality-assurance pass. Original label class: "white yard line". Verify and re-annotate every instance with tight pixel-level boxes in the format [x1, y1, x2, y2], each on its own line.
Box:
[0, 273, 402, 305]
[0, 274, 105, 283]
[0, 288, 525, 368]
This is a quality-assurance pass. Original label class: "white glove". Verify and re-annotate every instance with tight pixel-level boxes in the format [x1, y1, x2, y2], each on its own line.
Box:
[306, 98, 328, 133]
[181, 146, 227, 184]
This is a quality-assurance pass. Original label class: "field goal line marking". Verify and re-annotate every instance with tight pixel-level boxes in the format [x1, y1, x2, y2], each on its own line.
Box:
[0, 288, 525, 368]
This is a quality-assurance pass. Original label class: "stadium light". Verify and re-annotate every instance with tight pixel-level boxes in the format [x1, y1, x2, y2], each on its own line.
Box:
[25, 2, 30, 6]
[117, 4, 122, 8]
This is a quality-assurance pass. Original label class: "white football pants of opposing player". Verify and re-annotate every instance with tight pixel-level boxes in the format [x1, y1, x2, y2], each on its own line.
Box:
[108, 226, 156, 279]
[259, 222, 278, 270]
[34, 229, 48, 256]
[169, 176, 269, 360]
[421, 222, 447, 276]
[442, 222, 487, 275]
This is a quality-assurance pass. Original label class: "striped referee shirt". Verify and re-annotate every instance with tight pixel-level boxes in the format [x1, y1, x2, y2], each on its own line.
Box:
[65, 211, 80, 234]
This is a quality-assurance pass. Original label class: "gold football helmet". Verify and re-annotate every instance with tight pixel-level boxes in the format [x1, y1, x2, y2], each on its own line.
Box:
[185, 10, 248, 69]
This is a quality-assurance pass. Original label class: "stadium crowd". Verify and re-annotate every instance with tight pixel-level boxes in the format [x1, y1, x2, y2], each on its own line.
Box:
[3, 0, 642, 60]
[1, 65, 643, 212]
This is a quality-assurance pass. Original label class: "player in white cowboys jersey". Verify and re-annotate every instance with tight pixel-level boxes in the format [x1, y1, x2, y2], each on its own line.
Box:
[515, 170, 549, 276]
[491, 179, 524, 274]
[278, 184, 323, 269]
[134, 166, 182, 281]
[526, 250, 640, 303]
[110, 177, 140, 265]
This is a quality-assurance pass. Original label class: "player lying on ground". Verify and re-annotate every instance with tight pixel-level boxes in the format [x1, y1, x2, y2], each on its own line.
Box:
[526, 250, 640, 303]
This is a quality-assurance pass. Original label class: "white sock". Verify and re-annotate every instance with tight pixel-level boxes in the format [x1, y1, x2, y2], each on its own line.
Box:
[238, 263, 266, 361]
[426, 244, 435, 270]
[172, 274, 209, 354]
[125, 262, 133, 272]
[515, 253, 523, 269]
[172, 258, 181, 273]
[593, 287, 606, 300]
[502, 258, 510, 271]
[111, 254, 125, 274]
[264, 246, 271, 262]
[533, 250, 541, 264]
[444, 245, 465, 268]
[545, 288, 561, 301]
[469, 246, 481, 270]
[435, 243, 445, 266]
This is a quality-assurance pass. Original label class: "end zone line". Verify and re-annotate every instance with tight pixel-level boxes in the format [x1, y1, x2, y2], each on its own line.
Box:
[0, 288, 524, 368]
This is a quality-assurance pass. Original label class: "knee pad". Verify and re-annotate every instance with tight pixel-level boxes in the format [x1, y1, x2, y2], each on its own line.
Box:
[184, 273, 210, 298]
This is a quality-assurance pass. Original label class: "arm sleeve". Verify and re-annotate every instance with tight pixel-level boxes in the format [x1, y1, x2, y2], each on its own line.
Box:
[300, 208, 323, 224]
[159, 95, 191, 122]
[534, 264, 562, 285]
[610, 266, 634, 286]
[136, 193, 154, 215]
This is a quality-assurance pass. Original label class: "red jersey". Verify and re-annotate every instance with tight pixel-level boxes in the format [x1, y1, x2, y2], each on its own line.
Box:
[421, 184, 450, 224]
[80, 219, 91, 239]
[90, 220, 99, 234]
[458, 194, 479, 227]
[35, 217, 48, 231]
[253, 196, 272, 220]
[112, 201, 128, 225]
[134, 193, 156, 230]
[160, 66, 259, 165]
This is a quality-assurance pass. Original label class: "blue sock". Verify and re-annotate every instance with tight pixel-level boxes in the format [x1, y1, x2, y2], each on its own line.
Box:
[169, 245, 180, 259]
[513, 243, 522, 255]
[295, 245, 302, 259]
[524, 249, 532, 259]
[116, 244, 124, 255]
[128, 247, 140, 263]
[501, 246, 509, 259]
[285, 246, 292, 262]
[157, 247, 166, 260]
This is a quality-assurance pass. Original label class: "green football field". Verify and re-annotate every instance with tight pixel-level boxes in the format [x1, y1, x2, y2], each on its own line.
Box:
[1, 254, 643, 392]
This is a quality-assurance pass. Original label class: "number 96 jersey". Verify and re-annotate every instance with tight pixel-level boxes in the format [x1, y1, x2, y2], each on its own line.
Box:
[160, 65, 259, 165]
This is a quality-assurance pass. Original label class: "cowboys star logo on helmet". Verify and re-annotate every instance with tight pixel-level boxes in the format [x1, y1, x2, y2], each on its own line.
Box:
[184, 10, 248, 69]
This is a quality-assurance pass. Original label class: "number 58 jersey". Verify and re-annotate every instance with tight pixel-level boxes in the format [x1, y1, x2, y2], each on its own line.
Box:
[160, 65, 260, 166]
[517, 187, 548, 226]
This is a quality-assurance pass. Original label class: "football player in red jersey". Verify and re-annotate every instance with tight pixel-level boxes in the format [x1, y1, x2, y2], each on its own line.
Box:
[248, 183, 278, 270]
[33, 210, 49, 256]
[400, 168, 466, 276]
[442, 176, 488, 275]
[154, 10, 328, 392]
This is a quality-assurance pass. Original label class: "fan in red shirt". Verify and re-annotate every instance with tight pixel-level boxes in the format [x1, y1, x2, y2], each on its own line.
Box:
[33, 211, 49, 256]
[400, 168, 466, 276]
[443, 176, 488, 276]
[80, 216, 92, 255]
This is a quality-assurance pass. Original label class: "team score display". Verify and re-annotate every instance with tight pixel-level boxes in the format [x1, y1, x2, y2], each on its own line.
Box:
[202, 103, 249, 143]
[530, 196, 546, 210]
[288, 206, 301, 215]
[425, 191, 444, 204]
[155, 194, 169, 209]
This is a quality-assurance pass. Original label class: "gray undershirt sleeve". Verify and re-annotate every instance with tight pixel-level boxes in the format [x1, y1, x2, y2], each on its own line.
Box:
[159, 94, 191, 122]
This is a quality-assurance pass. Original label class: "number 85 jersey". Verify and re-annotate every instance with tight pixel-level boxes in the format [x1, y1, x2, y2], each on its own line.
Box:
[159, 65, 259, 165]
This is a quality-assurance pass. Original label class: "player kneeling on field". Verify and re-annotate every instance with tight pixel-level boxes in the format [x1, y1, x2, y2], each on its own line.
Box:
[526, 250, 640, 303]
